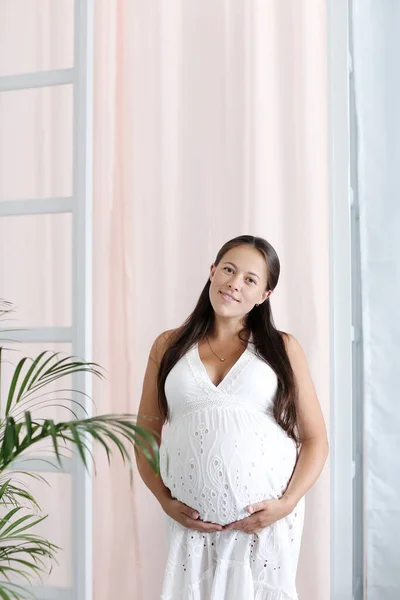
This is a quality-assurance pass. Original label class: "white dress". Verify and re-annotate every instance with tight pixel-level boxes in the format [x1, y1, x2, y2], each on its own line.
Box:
[159, 337, 305, 600]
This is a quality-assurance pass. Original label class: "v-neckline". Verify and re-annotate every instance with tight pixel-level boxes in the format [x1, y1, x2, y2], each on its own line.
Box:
[193, 335, 254, 392]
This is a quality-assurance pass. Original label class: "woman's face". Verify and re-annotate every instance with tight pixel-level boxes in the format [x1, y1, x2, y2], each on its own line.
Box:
[209, 245, 272, 318]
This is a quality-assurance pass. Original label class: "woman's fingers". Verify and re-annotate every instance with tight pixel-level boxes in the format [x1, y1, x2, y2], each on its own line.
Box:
[179, 502, 223, 531]
[165, 498, 223, 531]
[182, 514, 223, 532]
[180, 505, 199, 519]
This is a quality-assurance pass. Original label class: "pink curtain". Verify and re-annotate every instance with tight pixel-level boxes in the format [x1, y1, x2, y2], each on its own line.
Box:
[92, 1, 330, 599]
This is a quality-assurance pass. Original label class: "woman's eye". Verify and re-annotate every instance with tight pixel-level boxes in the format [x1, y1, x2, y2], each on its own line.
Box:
[224, 267, 233, 273]
[248, 278, 256, 284]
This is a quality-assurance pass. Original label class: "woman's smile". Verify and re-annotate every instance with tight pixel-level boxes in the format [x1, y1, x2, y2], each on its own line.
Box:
[220, 291, 240, 303]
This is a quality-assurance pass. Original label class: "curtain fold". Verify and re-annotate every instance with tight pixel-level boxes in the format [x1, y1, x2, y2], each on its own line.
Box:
[93, 2, 330, 598]
[352, 2, 400, 598]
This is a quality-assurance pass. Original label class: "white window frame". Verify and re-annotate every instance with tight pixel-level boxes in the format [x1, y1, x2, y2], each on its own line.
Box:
[327, 0, 365, 599]
[0, 1, 94, 599]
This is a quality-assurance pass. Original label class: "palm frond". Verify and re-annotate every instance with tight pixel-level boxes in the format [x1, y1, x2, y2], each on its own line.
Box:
[1, 413, 159, 474]
[0, 300, 15, 322]
[0, 581, 38, 600]
[0, 324, 161, 597]
[0, 478, 40, 511]
[0, 504, 59, 583]
[2, 351, 105, 419]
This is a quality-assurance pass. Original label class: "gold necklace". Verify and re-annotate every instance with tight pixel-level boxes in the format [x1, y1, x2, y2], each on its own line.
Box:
[205, 336, 243, 362]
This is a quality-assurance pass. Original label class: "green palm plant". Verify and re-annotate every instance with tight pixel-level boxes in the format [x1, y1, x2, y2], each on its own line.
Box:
[0, 299, 160, 599]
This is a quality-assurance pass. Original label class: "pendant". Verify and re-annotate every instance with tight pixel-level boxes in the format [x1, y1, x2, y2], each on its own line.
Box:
[220, 358, 225, 362]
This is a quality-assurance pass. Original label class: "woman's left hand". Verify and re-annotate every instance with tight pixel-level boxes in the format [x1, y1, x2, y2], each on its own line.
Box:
[223, 497, 294, 534]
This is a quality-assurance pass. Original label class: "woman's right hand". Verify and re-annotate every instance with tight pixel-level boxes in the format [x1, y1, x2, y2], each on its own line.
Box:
[161, 497, 223, 532]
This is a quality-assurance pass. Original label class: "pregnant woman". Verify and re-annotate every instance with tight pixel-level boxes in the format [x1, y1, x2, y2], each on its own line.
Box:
[136, 234, 329, 600]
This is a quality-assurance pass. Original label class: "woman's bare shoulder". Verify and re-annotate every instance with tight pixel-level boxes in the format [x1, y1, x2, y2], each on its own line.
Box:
[279, 331, 303, 354]
[150, 328, 180, 366]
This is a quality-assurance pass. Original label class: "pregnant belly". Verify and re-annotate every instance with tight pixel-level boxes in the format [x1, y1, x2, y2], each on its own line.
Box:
[159, 408, 298, 526]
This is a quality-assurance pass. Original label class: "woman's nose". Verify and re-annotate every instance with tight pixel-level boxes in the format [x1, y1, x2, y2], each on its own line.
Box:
[228, 278, 240, 291]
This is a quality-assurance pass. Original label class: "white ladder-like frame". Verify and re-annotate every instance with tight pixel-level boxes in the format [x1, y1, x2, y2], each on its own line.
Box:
[0, 2, 94, 599]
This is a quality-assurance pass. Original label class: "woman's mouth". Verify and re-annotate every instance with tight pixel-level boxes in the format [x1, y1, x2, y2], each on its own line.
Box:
[220, 291, 239, 302]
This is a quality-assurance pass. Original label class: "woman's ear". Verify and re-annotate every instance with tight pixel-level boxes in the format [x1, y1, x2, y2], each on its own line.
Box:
[209, 264, 216, 281]
[260, 289, 273, 303]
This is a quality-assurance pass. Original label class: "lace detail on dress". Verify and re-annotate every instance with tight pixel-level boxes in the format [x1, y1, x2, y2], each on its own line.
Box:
[220, 348, 255, 393]
[186, 339, 255, 395]
[185, 345, 210, 395]
[172, 395, 263, 422]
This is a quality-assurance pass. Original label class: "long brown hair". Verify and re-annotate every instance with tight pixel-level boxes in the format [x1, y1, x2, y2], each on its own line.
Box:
[157, 235, 300, 447]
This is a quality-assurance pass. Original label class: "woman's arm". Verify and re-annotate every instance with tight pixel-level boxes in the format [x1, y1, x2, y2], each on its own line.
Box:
[280, 333, 329, 511]
[135, 331, 175, 509]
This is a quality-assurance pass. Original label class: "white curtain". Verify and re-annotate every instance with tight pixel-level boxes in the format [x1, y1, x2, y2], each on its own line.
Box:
[352, 2, 400, 599]
[93, 1, 330, 599]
